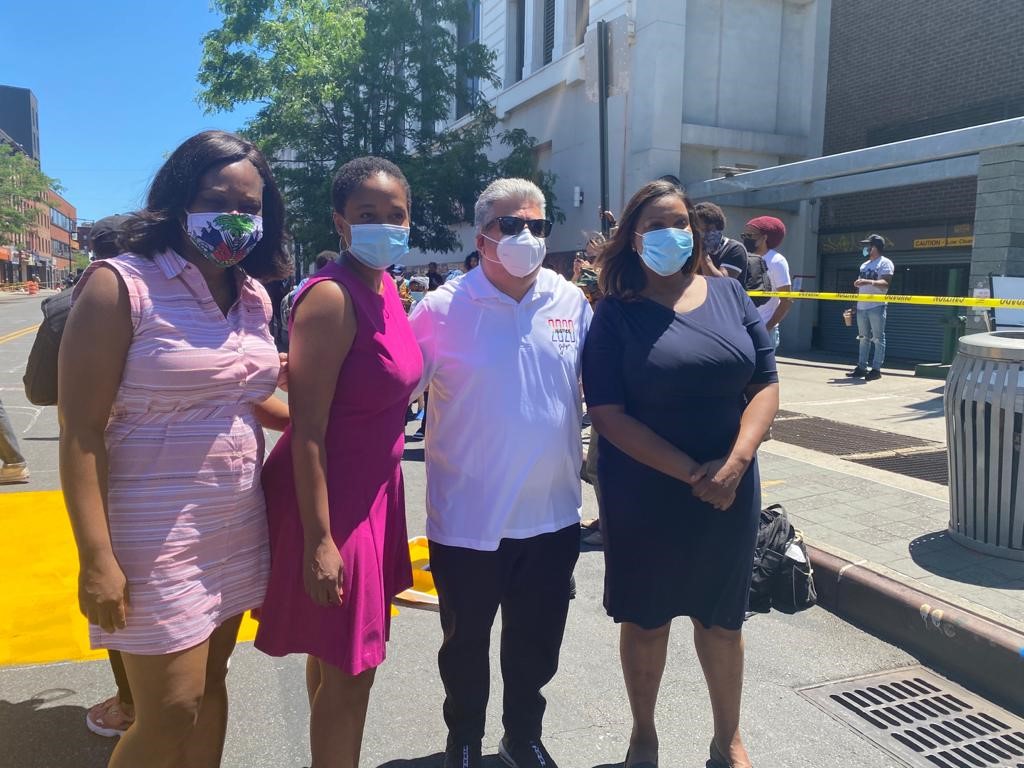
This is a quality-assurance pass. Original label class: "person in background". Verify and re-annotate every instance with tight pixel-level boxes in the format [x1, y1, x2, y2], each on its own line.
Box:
[741, 216, 790, 348]
[695, 202, 748, 286]
[464, 251, 480, 271]
[427, 261, 444, 291]
[409, 178, 591, 768]
[59, 130, 291, 768]
[255, 157, 423, 768]
[390, 264, 412, 311]
[22, 212, 140, 737]
[582, 180, 778, 768]
[409, 274, 429, 310]
[0, 400, 28, 484]
[848, 234, 894, 381]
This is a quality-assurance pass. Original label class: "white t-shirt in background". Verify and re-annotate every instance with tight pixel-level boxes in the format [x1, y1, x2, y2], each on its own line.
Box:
[857, 255, 895, 310]
[756, 249, 792, 327]
[408, 266, 593, 551]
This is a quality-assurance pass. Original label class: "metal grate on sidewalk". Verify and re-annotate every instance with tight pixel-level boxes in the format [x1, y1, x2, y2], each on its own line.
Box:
[851, 451, 950, 486]
[800, 667, 1024, 767]
[772, 411, 950, 486]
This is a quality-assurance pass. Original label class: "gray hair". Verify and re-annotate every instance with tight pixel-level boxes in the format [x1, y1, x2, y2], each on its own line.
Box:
[474, 178, 546, 230]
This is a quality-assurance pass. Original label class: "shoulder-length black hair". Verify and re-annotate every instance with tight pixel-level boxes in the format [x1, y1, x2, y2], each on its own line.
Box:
[120, 130, 292, 280]
[597, 179, 706, 300]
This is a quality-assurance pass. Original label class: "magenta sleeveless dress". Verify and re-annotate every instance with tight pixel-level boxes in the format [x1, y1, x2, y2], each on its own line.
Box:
[254, 261, 422, 674]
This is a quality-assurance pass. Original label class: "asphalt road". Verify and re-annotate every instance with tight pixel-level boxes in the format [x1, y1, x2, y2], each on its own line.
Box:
[0, 291, 965, 767]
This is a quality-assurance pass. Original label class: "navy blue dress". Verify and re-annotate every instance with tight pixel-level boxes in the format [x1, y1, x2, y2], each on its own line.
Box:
[581, 277, 778, 630]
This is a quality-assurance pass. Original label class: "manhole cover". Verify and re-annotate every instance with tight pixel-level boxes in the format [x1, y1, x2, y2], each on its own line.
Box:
[850, 450, 950, 486]
[800, 667, 1024, 767]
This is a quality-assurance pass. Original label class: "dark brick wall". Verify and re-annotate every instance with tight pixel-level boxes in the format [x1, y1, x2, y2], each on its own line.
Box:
[819, 0, 1024, 233]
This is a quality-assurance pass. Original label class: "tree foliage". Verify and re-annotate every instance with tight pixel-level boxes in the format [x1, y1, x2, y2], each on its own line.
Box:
[0, 150, 56, 247]
[199, 0, 560, 262]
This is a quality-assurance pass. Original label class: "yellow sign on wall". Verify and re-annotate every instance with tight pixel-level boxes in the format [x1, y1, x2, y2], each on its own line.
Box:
[912, 236, 974, 249]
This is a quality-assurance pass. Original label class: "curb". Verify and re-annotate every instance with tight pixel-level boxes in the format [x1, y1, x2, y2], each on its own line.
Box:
[807, 543, 1024, 715]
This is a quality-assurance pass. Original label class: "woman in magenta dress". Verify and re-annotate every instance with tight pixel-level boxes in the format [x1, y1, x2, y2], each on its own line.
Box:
[255, 157, 422, 768]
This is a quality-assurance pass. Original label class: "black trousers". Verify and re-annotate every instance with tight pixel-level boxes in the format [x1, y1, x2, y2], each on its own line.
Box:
[429, 524, 579, 744]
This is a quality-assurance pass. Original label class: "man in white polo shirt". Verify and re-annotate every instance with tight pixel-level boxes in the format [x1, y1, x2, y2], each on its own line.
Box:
[409, 178, 592, 768]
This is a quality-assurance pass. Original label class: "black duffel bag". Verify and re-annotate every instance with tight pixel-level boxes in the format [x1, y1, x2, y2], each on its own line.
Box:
[749, 503, 817, 614]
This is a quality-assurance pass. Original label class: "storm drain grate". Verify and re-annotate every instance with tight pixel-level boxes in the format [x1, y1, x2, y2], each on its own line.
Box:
[770, 412, 937, 456]
[849, 450, 950, 486]
[800, 667, 1024, 767]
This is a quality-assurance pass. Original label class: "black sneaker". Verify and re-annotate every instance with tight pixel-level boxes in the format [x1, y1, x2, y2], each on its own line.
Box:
[865, 368, 882, 381]
[847, 366, 868, 378]
[499, 736, 558, 768]
[444, 741, 482, 768]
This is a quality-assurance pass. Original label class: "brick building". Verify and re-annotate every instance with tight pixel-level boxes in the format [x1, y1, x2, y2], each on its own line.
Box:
[814, 0, 1024, 361]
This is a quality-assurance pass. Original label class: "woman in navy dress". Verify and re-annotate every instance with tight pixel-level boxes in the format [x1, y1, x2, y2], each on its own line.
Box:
[582, 180, 779, 768]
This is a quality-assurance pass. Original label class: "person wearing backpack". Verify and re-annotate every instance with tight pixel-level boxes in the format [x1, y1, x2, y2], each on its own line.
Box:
[24, 215, 131, 409]
[695, 202, 748, 287]
[21, 214, 139, 737]
[742, 216, 792, 347]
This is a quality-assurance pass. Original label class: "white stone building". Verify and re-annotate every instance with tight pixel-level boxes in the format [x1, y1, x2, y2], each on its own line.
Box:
[411, 0, 833, 351]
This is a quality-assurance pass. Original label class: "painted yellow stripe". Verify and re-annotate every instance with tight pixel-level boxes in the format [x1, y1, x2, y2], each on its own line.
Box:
[0, 325, 38, 345]
[748, 291, 1024, 309]
[0, 490, 259, 667]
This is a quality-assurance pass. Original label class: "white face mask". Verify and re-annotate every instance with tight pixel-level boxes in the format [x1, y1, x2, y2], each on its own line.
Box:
[483, 229, 546, 278]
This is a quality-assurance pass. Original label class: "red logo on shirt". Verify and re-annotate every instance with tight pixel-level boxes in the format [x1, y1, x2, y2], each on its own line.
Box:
[548, 318, 577, 355]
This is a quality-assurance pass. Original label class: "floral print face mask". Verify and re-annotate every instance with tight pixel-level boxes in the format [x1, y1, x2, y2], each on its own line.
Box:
[184, 211, 264, 268]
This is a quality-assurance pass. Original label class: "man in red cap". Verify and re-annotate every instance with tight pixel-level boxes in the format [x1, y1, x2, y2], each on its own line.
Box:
[741, 216, 791, 347]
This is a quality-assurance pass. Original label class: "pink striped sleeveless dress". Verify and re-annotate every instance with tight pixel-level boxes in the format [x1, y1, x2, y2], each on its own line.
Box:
[255, 261, 422, 675]
[73, 250, 279, 655]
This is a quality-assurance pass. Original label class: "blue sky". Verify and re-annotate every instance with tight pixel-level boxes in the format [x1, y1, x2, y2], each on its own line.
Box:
[3, 0, 261, 222]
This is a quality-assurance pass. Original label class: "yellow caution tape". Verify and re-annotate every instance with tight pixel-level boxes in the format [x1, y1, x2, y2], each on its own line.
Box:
[747, 291, 1024, 309]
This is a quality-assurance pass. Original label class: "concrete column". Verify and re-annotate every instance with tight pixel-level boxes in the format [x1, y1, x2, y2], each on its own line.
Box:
[623, 1, 686, 195]
[967, 146, 1024, 331]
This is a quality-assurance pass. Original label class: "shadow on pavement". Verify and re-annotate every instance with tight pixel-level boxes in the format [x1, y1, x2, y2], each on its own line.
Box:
[402, 447, 425, 462]
[0, 691, 114, 768]
[909, 531, 1024, 587]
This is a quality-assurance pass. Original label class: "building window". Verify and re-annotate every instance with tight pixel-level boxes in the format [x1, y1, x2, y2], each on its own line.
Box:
[456, 0, 481, 118]
[575, 0, 588, 46]
[508, 0, 525, 84]
[542, 0, 555, 65]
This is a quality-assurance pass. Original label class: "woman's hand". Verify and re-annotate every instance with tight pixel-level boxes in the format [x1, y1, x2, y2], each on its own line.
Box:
[692, 455, 750, 511]
[78, 552, 129, 633]
[276, 353, 289, 392]
[303, 537, 344, 607]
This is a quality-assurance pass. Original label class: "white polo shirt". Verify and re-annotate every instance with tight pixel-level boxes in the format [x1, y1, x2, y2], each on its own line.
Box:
[408, 266, 593, 551]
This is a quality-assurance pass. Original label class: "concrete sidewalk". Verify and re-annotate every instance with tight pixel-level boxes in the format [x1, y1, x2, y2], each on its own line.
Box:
[762, 357, 1024, 710]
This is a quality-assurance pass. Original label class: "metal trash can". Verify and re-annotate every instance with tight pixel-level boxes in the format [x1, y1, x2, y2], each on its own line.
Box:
[945, 331, 1024, 560]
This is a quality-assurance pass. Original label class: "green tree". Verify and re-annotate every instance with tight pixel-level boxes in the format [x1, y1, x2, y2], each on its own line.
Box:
[0, 149, 56, 247]
[198, 0, 559, 264]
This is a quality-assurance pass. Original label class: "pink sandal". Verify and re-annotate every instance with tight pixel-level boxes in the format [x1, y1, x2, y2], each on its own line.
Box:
[85, 696, 134, 738]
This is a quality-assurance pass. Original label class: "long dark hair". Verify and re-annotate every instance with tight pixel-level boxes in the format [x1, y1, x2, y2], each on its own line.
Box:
[597, 180, 705, 300]
[120, 130, 292, 280]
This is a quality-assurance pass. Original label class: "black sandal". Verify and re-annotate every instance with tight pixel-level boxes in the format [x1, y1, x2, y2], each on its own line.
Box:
[708, 740, 751, 768]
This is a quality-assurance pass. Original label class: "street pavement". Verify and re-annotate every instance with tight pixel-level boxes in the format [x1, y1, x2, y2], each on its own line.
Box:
[0, 292, 1019, 766]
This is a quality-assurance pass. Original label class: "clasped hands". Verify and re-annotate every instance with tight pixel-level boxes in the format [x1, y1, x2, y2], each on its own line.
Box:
[683, 455, 749, 511]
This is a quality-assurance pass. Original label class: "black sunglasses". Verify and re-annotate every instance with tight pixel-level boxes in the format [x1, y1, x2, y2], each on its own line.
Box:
[488, 216, 553, 238]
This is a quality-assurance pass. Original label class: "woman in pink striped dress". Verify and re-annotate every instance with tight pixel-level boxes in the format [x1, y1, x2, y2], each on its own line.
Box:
[59, 130, 291, 768]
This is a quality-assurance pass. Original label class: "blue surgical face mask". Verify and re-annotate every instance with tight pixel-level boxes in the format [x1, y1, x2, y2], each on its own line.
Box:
[344, 224, 410, 270]
[862, 246, 871, 258]
[637, 228, 694, 276]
